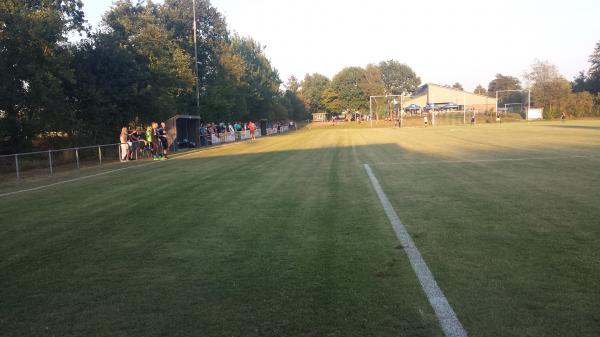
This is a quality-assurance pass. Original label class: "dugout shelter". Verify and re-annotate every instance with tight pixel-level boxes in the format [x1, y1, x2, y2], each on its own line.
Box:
[165, 115, 202, 150]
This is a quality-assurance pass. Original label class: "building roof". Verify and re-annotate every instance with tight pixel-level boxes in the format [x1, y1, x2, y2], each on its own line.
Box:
[414, 83, 492, 100]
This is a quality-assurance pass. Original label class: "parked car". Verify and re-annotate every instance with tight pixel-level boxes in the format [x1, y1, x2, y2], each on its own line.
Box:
[440, 103, 460, 111]
[423, 103, 438, 112]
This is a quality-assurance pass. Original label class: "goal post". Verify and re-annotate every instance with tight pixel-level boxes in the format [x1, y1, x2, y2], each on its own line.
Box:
[495, 89, 531, 120]
[369, 94, 405, 127]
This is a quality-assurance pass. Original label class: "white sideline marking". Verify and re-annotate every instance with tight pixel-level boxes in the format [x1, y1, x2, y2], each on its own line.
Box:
[372, 154, 599, 166]
[364, 164, 467, 337]
[0, 162, 157, 198]
[0, 144, 223, 198]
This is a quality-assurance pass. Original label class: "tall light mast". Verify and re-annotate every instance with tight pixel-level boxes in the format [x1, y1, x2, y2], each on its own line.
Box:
[192, 0, 200, 117]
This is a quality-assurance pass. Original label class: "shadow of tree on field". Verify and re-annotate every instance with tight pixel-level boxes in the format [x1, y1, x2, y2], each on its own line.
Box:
[2, 137, 600, 337]
[542, 124, 600, 131]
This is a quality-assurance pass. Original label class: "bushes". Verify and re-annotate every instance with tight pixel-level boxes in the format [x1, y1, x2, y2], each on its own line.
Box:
[566, 91, 594, 117]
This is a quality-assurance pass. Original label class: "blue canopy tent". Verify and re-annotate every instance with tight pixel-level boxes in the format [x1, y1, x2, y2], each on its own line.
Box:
[404, 103, 422, 112]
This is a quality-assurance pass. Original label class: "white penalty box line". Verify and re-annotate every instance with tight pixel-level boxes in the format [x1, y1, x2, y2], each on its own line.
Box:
[364, 164, 468, 337]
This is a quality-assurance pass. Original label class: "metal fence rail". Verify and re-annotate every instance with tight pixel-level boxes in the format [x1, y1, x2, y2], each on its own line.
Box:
[0, 126, 295, 182]
[0, 143, 128, 182]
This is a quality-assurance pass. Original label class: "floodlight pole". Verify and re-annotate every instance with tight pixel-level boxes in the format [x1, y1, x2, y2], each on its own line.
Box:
[369, 96, 373, 127]
[430, 92, 435, 127]
[495, 91, 499, 118]
[463, 92, 466, 125]
[400, 95, 404, 128]
[496, 89, 529, 120]
[193, 0, 201, 117]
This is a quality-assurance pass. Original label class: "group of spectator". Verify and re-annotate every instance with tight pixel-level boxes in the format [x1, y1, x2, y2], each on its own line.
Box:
[199, 121, 257, 146]
[119, 122, 168, 162]
[119, 119, 295, 161]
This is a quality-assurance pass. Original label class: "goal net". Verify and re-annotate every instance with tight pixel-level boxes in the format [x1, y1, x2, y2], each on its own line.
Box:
[496, 90, 530, 120]
[369, 95, 403, 122]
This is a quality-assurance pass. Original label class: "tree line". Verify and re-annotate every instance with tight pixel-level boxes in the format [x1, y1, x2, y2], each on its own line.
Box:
[296, 60, 420, 116]
[299, 46, 600, 121]
[0, 0, 307, 154]
[2, 1, 600, 154]
[472, 44, 600, 119]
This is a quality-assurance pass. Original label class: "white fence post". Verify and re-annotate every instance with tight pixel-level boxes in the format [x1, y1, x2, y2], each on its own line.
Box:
[48, 150, 53, 175]
[98, 146, 102, 165]
[75, 148, 80, 169]
[15, 154, 20, 180]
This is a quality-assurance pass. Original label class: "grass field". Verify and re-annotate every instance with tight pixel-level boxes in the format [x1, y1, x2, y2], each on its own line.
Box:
[1, 121, 600, 337]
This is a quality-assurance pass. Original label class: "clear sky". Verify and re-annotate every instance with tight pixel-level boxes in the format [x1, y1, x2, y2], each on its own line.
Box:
[83, 0, 599, 91]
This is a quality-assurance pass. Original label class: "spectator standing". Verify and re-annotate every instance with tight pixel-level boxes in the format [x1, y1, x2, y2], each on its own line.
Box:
[248, 120, 256, 140]
[127, 128, 138, 160]
[119, 127, 129, 162]
[145, 126, 155, 159]
[158, 122, 169, 159]
[151, 122, 162, 160]
[199, 124, 207, 146]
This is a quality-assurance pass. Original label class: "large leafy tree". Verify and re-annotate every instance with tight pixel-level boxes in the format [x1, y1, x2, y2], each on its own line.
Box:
[101, 1, 194, 119]
[283, 90, 307, 121]
[359, 64, 385, 98]
[330, 67, 368, 112]
[65, 0, 195, 144]
[590, 41, 600, 78]
[229, 35, 281, 121]
[0, 0, 300, 153]
[487, 74, 522, 95]
[0, 0, 85, 152]
[488, 73, 523, 109]
[525, 60, 571, 118]
[283, 76, 307, 120]
[474, 85, 487, 95]
[68, 34, 143, 144]
[160, 0, 229, 116]
[451, 82, 464, 91]
[285, 75, 300, 93]
[201, 41, 249, 122]
[572, 71, 588, 93]
[302, 73, 330, 113]
[573, 41, 600, 95]
[567, 91, 594, 117]
[321, 87, 342, 113]
[378, 60, 420, 95]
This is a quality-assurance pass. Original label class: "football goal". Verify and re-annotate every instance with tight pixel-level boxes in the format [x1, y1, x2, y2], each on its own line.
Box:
[495, 89, 531, 120]
[369, 95, 404, 126]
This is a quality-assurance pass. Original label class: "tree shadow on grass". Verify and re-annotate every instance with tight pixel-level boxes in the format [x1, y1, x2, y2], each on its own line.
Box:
[2, 138, 600, 337]
[542, 124, 600, 131]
